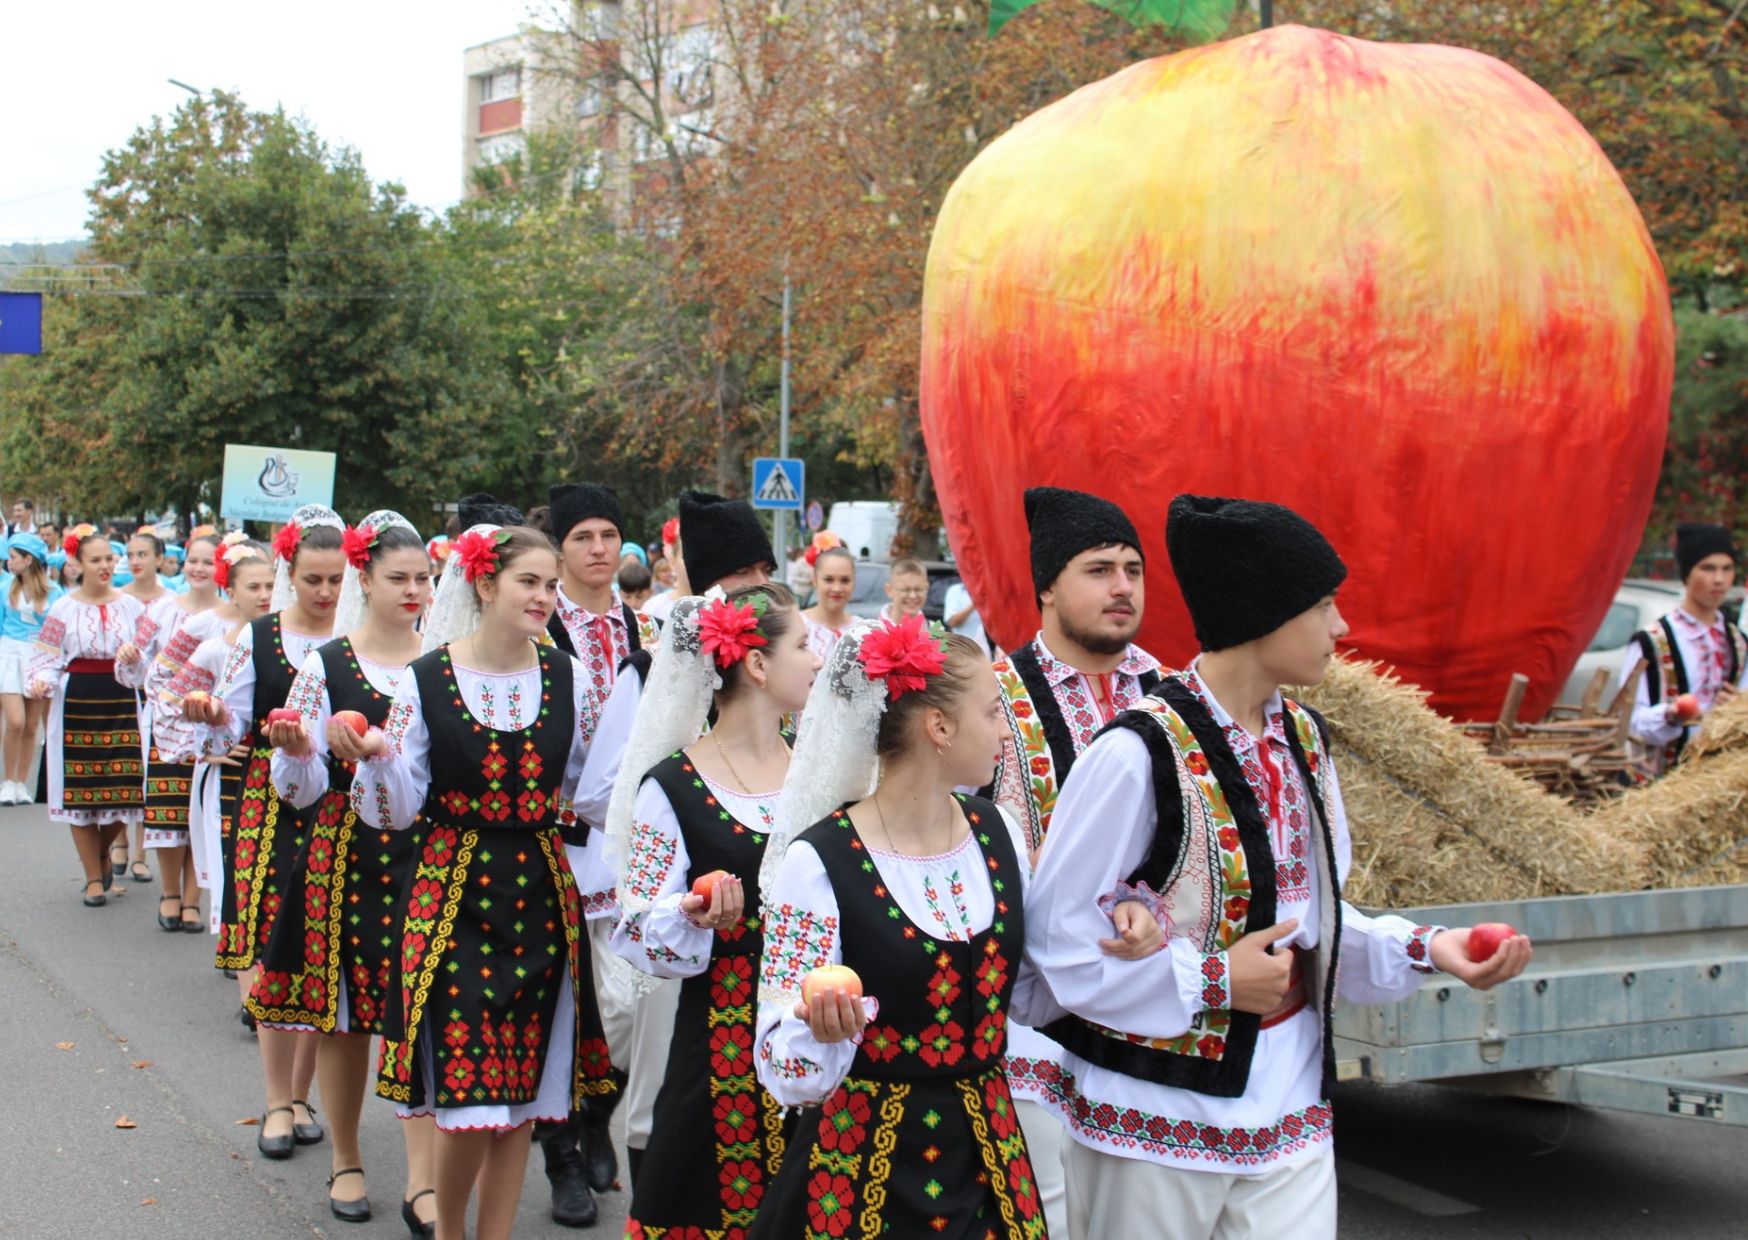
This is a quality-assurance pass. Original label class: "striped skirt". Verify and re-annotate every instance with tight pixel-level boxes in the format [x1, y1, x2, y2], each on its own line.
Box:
[142, 746, 194, 842]
[54, 666, 145, 826]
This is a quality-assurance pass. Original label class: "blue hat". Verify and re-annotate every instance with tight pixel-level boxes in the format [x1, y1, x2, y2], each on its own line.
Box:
[164, 543, 186, 563]
[48, 550, 67, 571]
[108, 539, 126, 556]
[9, 533, 48, 565]
[621, 541, 649, 566]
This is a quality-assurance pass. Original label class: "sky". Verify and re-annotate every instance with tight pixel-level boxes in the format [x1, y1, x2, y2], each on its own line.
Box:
[1, 0, 543, 244]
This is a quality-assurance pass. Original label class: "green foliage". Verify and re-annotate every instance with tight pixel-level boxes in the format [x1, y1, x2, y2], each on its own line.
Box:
[990, 0, 1236, 39]
[1643, 306, 1748, 565]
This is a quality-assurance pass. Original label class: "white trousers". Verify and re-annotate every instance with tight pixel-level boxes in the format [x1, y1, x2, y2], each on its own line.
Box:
[1016, 1099, 1070, 1240]
[623, 976, 681, 1150]
[1065, 1140, 1336, 1240]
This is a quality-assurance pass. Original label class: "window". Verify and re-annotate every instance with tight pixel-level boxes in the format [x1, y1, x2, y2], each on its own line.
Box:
[477, 132, 525, 165]
[480, 67, 521, 103]
[1587, 601, 1641, 652]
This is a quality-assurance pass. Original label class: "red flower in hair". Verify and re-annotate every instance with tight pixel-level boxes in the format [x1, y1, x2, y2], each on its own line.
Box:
[213, 554, 231, 591]
[859, 614, 948, 701]
[272, 520, 302, 563]
[804, 545, 821, 567]
[699, 597, 767, 668]
[62, 533, 80, 558]
[342, 524, 377, 570]
[661, 517, 680, 547]
[453, 530, 506, 583]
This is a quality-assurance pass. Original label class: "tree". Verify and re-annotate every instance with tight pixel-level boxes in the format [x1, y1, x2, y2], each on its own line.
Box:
[0, 93, 500, 524]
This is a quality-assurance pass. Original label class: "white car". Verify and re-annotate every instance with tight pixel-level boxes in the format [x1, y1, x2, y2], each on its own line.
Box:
[1556, 580, 1684, 709]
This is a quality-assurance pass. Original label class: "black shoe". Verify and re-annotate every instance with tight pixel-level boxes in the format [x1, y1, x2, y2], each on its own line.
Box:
[541, 1127, 598, 1227]
[257, 1106, 295, 1160]
[292, 1099, 324, 1145]
[578, 1080, 625, 1193]
[111, 858, 126, 878]
[83, 880, 107, 908]
[239, 1005, 257, 1031]
[157, 897, 181, 931]
[400, 1189, 436, 1237]
[627, 1146, 644, 1192]
[180, 905, 203, 931]
[327, 1168, 371, 1223]
[130, 860, 152, 884]
[101, 867, 114, 893]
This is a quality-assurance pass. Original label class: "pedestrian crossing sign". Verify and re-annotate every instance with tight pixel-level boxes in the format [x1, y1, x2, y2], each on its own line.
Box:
[751, 457, 805, 511]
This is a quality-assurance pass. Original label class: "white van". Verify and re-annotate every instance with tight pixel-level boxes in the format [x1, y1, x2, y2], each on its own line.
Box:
[826, 501, 900, 562]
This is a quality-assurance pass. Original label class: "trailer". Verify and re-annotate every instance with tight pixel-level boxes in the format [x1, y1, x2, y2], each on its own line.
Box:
[1333, 885, 1748, 1125]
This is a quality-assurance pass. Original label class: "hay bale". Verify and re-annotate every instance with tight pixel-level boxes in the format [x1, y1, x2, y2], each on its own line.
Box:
[1590, 744, 1748, 887]
[1684, 694, 1748, 759]
[1293, 657, 1648, 905]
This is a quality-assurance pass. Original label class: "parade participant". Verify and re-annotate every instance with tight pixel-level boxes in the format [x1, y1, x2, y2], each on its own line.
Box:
[544, 482, 659, 694]
[161, 542, 189, 594]
[606, 584, 819, 1236]
[26, 529, 146, 907]
[1622, 522, 1746, 777]
[880, 557, 929, 623]
[116, 532, 222, 930]
[192, 505, 347, 1159]
[254, 512, 436, 1227]
[0, 533, 62, 806]
[1024, 495, 1532, 1239]
[8, 498, 36, 537]
[52, 550, 81, 591]
[751, 618, 1165, 1239]
[576, 489, 777, 1189]
[978, 486, 1163, 1237]
[174, 539, 275, 938]
[618, 560, 653, 612]
[801, 543, 855, 665]
[111, 528, 174, 881]
[643, 518, 683, 624]
[356, 521, 616, 1240]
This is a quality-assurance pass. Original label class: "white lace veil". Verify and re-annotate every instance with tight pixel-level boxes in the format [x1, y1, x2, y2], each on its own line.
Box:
[334, 510, 420, 636]
[271, 503, 346, 613]
[759, 620, 887, 906]
[421, 523, 497, 654]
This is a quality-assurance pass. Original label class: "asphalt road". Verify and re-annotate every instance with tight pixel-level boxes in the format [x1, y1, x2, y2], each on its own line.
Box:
[3, 799, 1745, 1238]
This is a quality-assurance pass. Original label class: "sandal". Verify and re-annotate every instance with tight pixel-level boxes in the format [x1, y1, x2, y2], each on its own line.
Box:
[157, 896, 181, 931]
[180, 904, 203, 931]
[130, 860, 152, 883]
[83, 880, 107, 908]
[327, 1167, 371, 1223]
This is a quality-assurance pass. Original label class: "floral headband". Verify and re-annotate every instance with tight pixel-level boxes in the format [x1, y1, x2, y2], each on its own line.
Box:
[803, 530, 845, 568]
[453, 528, 511, 583]
[342, 524, 378, 571]
[62, 523, 98, 559]
[858, 613, 949, 701]
[213, 542, 265, 591]
[698, 593, 770, 669]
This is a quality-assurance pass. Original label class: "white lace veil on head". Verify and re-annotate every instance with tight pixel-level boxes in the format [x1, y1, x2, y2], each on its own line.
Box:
[421, 522, 498, 655]
[271, 503, 346, 613]
[759, 619, 887, 906]
[334, 510, 421, 637]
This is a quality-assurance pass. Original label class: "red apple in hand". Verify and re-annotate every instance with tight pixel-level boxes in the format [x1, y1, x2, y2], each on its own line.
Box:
[1466, 922, 1518, 963]
[266, 708, 302, 726]
[691, 870, 731, 903]
[331, 710, 369, 737]
[802, 964, 864, 1005]
[1673, 693, 1702, 724]
[184, 689, 211, 712]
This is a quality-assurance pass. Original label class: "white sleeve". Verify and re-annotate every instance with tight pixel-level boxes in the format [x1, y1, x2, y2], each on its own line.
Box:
[114, 602, 161, 689]
[607, 777, 713, 978]
[270, 650, 333, 810]
[1622, 641, 1680, 745]
[204, 624, 258, 755]
[754, 841, 858, 1106]
[26, 598, 73, 695]
[1023, 728, 1225, 1041]
[349, 667, 426, 831]
[572, 671, 640, 829]
[563, 658, 603, 808]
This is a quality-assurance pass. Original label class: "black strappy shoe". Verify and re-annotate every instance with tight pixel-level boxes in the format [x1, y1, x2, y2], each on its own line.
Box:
[157, 896, 181, 931]
[327, 1167, 370, 1223]
[257, 1106, 295, 1159]
[400, 1188, 436, 1237]
[291, 1099, 324, 1145]
[83, 880, 107, 908]
[180, 904, 203, 931]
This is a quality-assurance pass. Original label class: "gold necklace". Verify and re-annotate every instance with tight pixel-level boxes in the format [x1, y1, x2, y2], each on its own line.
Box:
[713, 733, 753, 794]
[870, 791, 952, 857]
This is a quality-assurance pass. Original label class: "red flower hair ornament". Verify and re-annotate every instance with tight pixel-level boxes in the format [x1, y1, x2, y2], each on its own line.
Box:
[804, 530, 845, 567]
[453, 529, 511, 583]
[858, 614, 948, 701]
[699, 595, 768, 669]
[272, 520, 302, 563]
[341, 524, 378, 571]
[214, 543, 264, 591]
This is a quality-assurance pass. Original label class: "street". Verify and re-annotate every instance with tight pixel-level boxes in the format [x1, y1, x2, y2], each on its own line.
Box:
[3, 801, 1745, 1239]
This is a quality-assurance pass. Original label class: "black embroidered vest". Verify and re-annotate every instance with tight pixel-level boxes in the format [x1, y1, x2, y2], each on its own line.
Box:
[410, 644, 574, 831]
[800, 794, 1024, 1082]
[547, 601, 644, 659]
[645, 752, 769, 960]
[316, 637, 396, 790]
[249, 614, 300, 724]
[1042, 679, 1344, 1100]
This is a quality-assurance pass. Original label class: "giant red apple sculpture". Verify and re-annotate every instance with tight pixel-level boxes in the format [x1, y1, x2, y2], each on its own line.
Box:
[920, 25, 1673, 720]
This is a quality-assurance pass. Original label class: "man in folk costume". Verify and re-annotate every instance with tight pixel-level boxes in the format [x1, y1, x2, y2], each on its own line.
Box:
[1621, 522, 1745, 779]
[529, 481, 661, 1226]
[1023, 495, 1532, 1239]
[984, 485, 1162, 1239]
[571, 488, 778, 1190]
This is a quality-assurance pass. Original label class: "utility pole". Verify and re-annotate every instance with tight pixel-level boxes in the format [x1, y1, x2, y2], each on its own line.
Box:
[773, 274, 792, 559]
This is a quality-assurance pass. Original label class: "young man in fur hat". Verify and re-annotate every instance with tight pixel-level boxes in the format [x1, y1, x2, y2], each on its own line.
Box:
[982, 486, 1165, 1238]
[1621, 521, 1746, 778]
[1023, 494, 1531, 1238]
[568, 489, 778, 1192]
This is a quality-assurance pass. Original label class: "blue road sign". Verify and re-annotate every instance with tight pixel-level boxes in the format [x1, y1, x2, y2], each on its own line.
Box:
[752, 457, 804, 511]
[0, 293, 43, 355]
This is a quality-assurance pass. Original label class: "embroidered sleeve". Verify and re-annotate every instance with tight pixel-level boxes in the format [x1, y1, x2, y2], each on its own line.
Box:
[754, 840, 859, 1107]
[606, 779, 712, 978]
[203, 624, 257, 756]
[26, 607, 70, 692]
[271, 652, 333, 810]
[350, 667, 425, 831]
[1338, 903, 1447, 1003]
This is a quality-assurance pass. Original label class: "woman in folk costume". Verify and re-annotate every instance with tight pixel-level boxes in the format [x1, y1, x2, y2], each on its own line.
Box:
[251, 512, 437, 1229]
[607, 584, 821, 1238]
[174, 538, 276, 937]
[191, 504, 348, 1158]
[116, 530, 224, 930]
[750, 618, 1164, 1240]
[800, 539, 855, 665]
[0, 532, 63, 806]
[110, 527, 174, 881]
[26, 528, 146, 906]
[353, 520, 617, 1240]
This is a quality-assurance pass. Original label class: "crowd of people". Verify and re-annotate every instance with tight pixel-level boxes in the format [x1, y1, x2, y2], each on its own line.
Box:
[0, 479, 1569, 1239]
